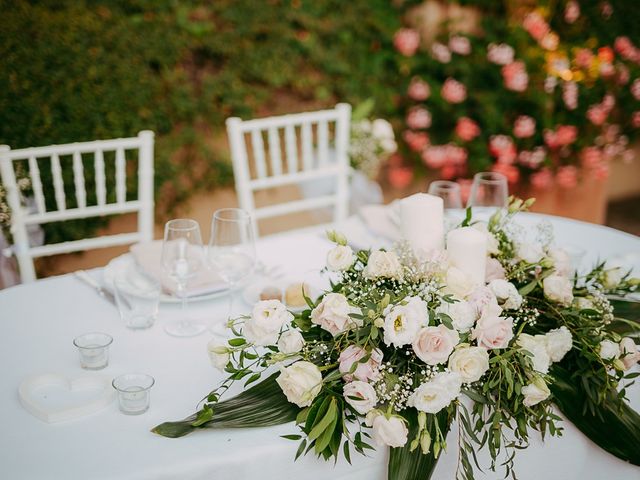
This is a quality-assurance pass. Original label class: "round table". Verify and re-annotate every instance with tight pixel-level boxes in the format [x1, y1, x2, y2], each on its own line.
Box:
[0, 212, 638, 480]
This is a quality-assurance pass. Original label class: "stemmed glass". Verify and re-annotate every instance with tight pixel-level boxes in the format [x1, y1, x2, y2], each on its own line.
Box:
[208, 208, 256, 334]
[428, 180, 463, 209]
[467, 172, 509, 209]
[161, 219, 207, 337]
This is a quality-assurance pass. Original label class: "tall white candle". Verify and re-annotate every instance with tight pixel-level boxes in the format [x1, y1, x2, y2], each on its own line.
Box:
[446, 227, 487, 285]
[399, 193, 444, 257]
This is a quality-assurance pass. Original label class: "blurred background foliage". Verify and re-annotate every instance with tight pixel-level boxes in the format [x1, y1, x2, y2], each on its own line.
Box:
[0, 0, 402, 242]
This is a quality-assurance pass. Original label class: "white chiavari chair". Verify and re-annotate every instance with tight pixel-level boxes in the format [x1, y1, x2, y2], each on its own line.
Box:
[226, 103, 351, 237]
[0, 130, 155, 282]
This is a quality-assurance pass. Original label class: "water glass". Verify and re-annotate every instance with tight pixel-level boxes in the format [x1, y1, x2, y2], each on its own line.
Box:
[73, 333, 113, 370]
[114, 266, 160, 330]
[428, 180, 463, 209]
[467, 172, 509, 208]
[112, 373, 155, 415]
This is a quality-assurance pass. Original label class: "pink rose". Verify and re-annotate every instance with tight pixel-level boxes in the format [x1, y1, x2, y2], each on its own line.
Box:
[502, 61, 528, 92]
[339, 345, 383, 382]
[440, 165, 458, 180]
[565, 0, 580, 23]
[472, 309, 514, 349]
[486, 258, 506, 282]
[421, 145, 447, 169]
[581, 147, 602, 169]
[455, 117, 480, 141]
[441, 78, 466, 103]
[602, 94, 616, 112]
[449, 35, 471, 55]
[394, 28, 420, 56]
[600, 62, 615, 77]
[489, 135, 515, 157]
[403, 131, 430, 152]
[556, 165, 578, 189]
[446, 144, 468, 165]
[615, 37, 633, 57]
[562, 82, 578, 110]
[631, 79, 640, 100]
[513, 115, 536, 138]
[530, 168, 553, 190]
[387, 165, 414, 189]
[556, 125, 577, 146]
[431, 42, 451, 63]
[618, 64, 630, 85]
[412, 325, 460, 365]
[523, 12, 550, 41]
[487, 43, 514, 65]
[575, 49, 594, 69]
[587, 105, 608, 125]
[492, 163, 519, 184]
[406, 107, 432, 130]
[407, 77, 431, 101]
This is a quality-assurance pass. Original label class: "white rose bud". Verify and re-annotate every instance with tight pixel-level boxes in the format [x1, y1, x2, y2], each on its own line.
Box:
[517, 334, 551, 374]
[522, 377, 550, 407]
[599, 339, 621, 360]
[620, 337, 640, 370]
[343, 381, 378, 415]
[207, 341, 230, 371]
[371, 414, 408, 448]
[278, 329, 305, 354]
[408, 372, 462, 414]
[448, 346, 490, 383]
[543, 275, 574, 306]
[244, 300, 293, 346]
[488, 279, 523, 310]
[363, 250, 403, 280]
[276, 361, 323, 407]
[544, 326, 573, 362]
[326, 245, 355, 271]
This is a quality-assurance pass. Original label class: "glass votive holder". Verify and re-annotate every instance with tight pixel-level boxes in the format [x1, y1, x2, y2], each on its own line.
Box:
[73, 333, 113, 370]
[112, 373, 155, 415]
[114, 266, 161, 330]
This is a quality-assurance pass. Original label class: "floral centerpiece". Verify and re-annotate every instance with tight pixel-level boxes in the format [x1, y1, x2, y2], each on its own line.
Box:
[154, 195, 640, 479]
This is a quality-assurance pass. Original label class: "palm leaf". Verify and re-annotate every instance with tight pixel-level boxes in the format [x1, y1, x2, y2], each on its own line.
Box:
[152, 372, 299, 438]
[550, 365, 640, 466]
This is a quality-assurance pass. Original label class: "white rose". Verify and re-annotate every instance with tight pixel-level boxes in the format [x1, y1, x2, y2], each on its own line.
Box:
[383, 296, 428, 347]
[372, 118, 395, 141]
[371, 414, 408, 448]
[343, 381, 378, 415]
[443, 266, 475, 298]
[522, 377, 550, 407]
[544, 326, 573, 362]
[515, 241, 544, 264]
[472, 222, 499, 255]
[207, 341, 230, 371]
[436, 299, 476, 332]
[311, 293, 359, 336]
[327, 245, 355, 271]
[602, 262, 626, 289]
[278, 329, 305, 354]
[276, 361, 323, 407]
[486, 257, 507, 282]
[488, 279, 523, 310]
[543, 275, 574, 306]
[599, 339, 621, 360]
[448, 346, 490, 383]
[408, 371, 462, 414]
[517, 334, 551, 374]
[244, 300, 293, 346]
[412, 325, 460, 365]
[548, 247, 573, 278]
[363, 250, 403, 280]
[620, 337, 640, 370]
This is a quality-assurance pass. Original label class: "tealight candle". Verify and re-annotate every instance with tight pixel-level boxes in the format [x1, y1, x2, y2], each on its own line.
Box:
[73, 333, 113, 370]
[112, 374, 155, 415]
[446, 227, 487, 285]
[399, 193, 444, 258]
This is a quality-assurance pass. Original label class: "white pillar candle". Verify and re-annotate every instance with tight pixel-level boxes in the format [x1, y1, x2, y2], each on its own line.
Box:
[399, 193, 444, 258]
[446, 227, 487, 285]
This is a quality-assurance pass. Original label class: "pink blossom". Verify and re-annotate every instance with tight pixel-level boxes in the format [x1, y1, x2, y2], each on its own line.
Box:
[393, 28, 420, 56]
[600, 62, 615, 77]
[445, 144, 468, 165]
[602, 94, 616, 112]
[403, 131, 430, 152]
[523, 12, 550, 41]
[581, 147, 603, 169]
[556, 166, 578, 189]
[513, 115, 536, 138]
[518, 147, 546, 169]
[440, 165, 458, 180]
[615, 37, 634, 58]
[544, 76, 558, 93]
[562, 81, 578, 110]
[530, 169, 553, 189]
[338, 345, 383, 382]
[441, 78, 467, 103]
[449, 35, 471, 55]
[421, 145, 447, 169]
[575, 49, 594, 69]
[455, 117, 480, 141]
[618, 64, 630, 85]
[540, 32, 559, 51]
[587, 105, 608, 125]
[492, 163, 519, 184]
[556, 125, 578, 146]
[565, 1, 580, 23]
[407, 77, 431, 101]
[431, 42, 451, 63]
[502, 61, 529, 92]
[487, 43, 515, 65]
[387, 165, 414, 189]
[406, 107, 432, 130]
[601, 2, 613, 19]
[631, 79, 640, 100]
[489, 135, 515, 157]
[632, 111, 640, 128]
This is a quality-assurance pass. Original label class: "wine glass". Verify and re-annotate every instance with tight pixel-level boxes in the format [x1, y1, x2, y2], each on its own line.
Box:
[161, 219, 207, 337]
[467, 172, 509, 209]
[428, 180, 463, 209]
[208, 208, 256, 334]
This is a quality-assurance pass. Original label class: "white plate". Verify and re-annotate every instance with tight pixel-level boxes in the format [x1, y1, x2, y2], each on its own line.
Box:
[102, 254, 234, 304]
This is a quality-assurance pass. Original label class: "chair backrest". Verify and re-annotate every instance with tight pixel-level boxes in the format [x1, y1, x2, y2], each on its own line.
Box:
[226, 103, 351, 236]
[0, 130, 155, 282]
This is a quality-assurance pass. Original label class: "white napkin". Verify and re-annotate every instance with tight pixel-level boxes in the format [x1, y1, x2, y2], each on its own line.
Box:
[358, 201, 402, 242]
[130, 241, 227, 297]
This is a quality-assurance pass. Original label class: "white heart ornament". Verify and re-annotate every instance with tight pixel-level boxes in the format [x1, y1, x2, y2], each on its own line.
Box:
[19, 373, 116, 423]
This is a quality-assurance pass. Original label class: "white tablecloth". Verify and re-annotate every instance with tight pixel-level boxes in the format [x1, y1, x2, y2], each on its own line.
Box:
[0, 213, 638, 480]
